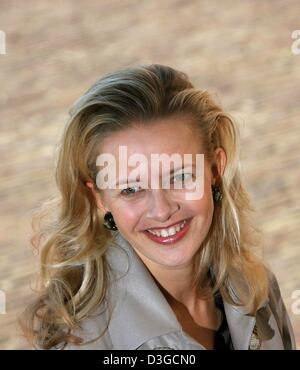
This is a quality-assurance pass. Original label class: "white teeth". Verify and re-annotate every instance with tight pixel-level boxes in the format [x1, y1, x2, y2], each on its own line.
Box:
[168, 227, 176, 236]
[161, 229, 169, 237]
[147, 219, 187, 238]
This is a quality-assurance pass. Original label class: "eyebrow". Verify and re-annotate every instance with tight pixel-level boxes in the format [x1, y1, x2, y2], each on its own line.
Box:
[115, 164, 196, 187]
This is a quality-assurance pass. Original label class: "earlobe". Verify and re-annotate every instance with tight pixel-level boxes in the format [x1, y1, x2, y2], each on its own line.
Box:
[212, 147, 227, 184]
[216, 147, 227, 176]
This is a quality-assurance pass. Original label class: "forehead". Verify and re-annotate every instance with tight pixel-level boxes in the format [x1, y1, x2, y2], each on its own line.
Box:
[99, 116, 203, 157]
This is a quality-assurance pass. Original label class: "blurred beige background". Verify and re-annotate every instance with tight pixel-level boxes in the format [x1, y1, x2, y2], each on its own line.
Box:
[0, 0, 299, 349]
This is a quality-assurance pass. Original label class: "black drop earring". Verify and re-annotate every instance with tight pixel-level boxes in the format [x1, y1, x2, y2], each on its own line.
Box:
[212, 185, 223, 203]
[103, 211, 118, 230]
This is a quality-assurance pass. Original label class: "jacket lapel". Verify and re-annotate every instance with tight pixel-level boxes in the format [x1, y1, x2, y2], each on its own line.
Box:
[106, 232, 182, 350]
[223, 301, 256, 350]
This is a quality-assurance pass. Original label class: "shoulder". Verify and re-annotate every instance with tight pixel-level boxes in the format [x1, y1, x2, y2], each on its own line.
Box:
[265, 268, 288, 318]
[265, 268, 296, 350]
[266, 268, 290, 316]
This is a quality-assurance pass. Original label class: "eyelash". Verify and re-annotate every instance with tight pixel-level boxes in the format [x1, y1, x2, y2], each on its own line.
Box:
[120, 185, 143, 196]
[120, 173, 194, 196]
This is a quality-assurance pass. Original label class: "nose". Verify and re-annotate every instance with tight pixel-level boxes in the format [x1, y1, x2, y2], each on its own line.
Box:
[146, 189, 179, 222]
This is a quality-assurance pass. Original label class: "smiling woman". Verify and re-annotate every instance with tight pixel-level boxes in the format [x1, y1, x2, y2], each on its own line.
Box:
[20, 64, 296, 350]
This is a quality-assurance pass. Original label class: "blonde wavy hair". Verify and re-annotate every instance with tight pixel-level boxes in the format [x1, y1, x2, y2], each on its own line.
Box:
[20, 63, 269, 349]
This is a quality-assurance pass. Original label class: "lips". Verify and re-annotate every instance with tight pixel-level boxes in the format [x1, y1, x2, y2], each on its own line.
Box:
[143, 218, 192, 245]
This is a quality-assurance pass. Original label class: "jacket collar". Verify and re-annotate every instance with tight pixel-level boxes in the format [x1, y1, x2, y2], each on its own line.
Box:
[105, 231, 269, 350]
[105, 231, 182, 350]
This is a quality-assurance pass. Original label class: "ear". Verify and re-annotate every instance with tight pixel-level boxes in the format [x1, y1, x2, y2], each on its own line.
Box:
[212, 147, 227, 185]
[85, 181, 108, 213]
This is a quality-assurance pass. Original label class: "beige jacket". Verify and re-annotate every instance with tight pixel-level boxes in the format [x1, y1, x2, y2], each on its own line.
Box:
[65, 231, 296, 350]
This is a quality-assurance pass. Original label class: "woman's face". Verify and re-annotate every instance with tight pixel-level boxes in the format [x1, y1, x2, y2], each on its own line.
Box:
[88, 116, 226, 270]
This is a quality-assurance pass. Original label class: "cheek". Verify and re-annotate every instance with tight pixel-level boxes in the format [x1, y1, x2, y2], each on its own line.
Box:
[187, 182, 214, 216]
[111, 202, 144, 230]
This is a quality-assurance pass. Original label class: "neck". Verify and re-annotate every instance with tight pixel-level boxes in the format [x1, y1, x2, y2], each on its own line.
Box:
[134, 248, 211, 311]
[151, 264, 198, 305]
[133, 247, 222, 330]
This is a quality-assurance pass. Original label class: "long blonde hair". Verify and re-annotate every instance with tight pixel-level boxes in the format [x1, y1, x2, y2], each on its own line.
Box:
[20, 63, 269, 349]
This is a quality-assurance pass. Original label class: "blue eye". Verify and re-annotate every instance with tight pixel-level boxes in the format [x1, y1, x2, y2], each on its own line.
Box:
[173, 173, 193, 184]
[120, 185, 142, 196]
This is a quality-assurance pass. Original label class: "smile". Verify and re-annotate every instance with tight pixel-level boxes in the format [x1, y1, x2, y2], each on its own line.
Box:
[143, 218, 192, 245]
